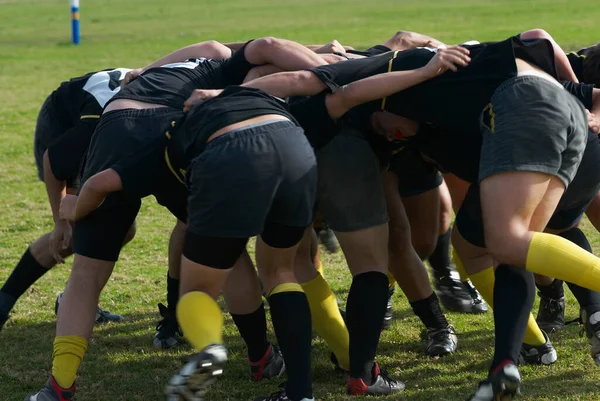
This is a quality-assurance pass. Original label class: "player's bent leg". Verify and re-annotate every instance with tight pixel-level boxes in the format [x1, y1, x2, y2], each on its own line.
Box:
[293, 228, 350, 372]
[384, 172, 456, 357]
[167, 232, 244, 401]
[0, 233, 60, 331]
[223, 251, 286, 381]
[255, 227, 314, 401]
[154, 220, 185, 350]
[316, 129, 403, 396]
[451, 223, 556, 366]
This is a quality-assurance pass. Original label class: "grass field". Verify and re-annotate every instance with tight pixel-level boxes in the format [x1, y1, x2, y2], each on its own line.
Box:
[2, 0, 600, 399]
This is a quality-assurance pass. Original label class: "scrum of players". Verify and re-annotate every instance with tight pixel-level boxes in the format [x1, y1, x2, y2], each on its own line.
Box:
[1, 28, 600, 401]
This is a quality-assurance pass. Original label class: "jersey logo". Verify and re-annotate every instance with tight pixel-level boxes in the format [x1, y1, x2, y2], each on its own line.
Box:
[83, 68, 132, 107]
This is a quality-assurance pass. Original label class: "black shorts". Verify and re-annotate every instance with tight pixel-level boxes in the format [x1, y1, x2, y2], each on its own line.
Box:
[389, 145, 442, 197]
[73, 107, 184, 261]
[315, 127, 388, 232]
[479, 75, 588, 187]
[33, 96, 76, 186]
[347, 45, 392, 57]
[186, 120, 317, 238]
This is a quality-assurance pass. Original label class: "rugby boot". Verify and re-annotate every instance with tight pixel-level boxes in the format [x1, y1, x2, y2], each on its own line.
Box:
[253, 387, 315, 401]
[581, 307, 600, 367]
[518, 330, 557, 365]
[434, 271, 478, 313]
[24, 376, 75, 401]
[463, 280, 489, 313]
[535, 294, 565, 333]
[250, 344, 286, 381]
[467, 362, 521, 401]
[154, 303, 183, 349]
[165, 343, 227, 401]
[346, 363, 405, 396]
[317, 226, 340, 254]
[425, 325, 458, 357]
[381, 286, 395, 330]
[55, 292, 124, 324]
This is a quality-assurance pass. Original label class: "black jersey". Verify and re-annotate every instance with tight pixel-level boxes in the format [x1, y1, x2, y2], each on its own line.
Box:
[110, 47, 256, 109]
[287, 94, 338, 150]
[311, 36, 558, 136]
[168, 86, 298, 170]
[567, 48, 588, 82]
[50, 68, 131, 126]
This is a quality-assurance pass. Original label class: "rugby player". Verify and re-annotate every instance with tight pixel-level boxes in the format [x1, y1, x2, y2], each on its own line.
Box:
[0, 68, 135, 332]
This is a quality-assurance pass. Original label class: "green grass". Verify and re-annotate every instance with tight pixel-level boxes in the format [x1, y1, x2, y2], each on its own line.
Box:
[2, 0, 600, 399]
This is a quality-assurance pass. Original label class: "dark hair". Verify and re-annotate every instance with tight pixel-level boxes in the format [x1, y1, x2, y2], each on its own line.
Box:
[583, 43, 600, 87]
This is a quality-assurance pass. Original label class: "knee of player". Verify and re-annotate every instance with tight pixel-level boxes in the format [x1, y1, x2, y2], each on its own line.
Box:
[253, 36, 279, 51]
[484, 231, 526, 265]
[412, 235, 437, 260]
[388, 220, 413, 253]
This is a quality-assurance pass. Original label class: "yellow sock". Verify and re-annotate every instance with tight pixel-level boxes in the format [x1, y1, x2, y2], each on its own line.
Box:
[315, 260, 324, 277]
[452, 248, 469, 281]
[470, 267, 545, 346]
[177, 292, 223, 350]
[301, 273, 350, 371]
[387, 271, 397, 289]
[527, 232, 600, 292]
[52, 336, 88, 388]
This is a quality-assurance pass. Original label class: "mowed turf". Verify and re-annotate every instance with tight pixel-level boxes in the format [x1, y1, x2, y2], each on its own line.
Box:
[1, 0, 600, 399]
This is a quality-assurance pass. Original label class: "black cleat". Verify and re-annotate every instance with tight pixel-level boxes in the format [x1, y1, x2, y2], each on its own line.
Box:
[425, 325, 458, 357]
[382, 286, 395, 330]
[154, 303, 183, 349]
[463, 280, 489, 313]
[347, 363, 405, 396]
[253, 387, 315, 401]
[317, 226, 340, 254]
[24, 376, 75, 401]
[467, 362, 521, 401]
[165, 343, 227, 401]
[249, 344, 286, 381]
[581, 308, 600, 367]
[536, 294, 565, 333]
[519, 330, 557, 365]
[55, 292, 124, 324]
[434, 272, 478, 314]
[0, 291, 15, 332]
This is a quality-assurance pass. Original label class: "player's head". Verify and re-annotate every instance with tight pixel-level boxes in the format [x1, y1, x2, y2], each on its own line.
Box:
[583, 43, 600, 87]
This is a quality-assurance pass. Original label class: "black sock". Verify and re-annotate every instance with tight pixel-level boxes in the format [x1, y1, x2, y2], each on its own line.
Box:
[166, 274, 180, 312]
[409, 293, 449, 330]
[346, 271, 388, 382]
[535, 278, 564, 299]
[231, 303, 270, 362]
[429, 229, 452, 276]
[558, 227, 600, 310]
[269, 290, 312, 400]
[490, 264, 535, 373]
[1, 248, 50, 300]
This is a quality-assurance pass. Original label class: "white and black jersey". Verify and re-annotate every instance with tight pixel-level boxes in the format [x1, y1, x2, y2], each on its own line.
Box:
[109, 45, 256, 110]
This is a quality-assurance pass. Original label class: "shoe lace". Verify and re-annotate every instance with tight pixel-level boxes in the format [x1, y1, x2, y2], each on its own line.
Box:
[539, 296, 563, 319]
[377, 367, 397, 388]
